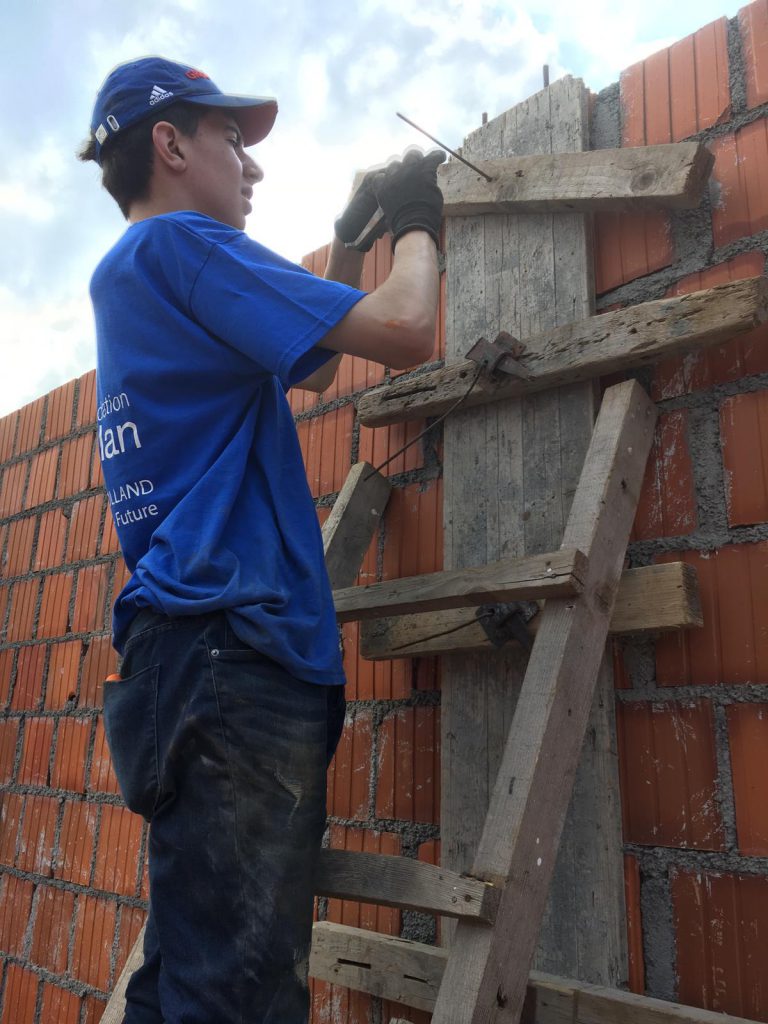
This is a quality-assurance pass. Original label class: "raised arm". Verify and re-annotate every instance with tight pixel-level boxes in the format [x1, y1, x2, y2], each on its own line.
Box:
[295, 151, 443, 392]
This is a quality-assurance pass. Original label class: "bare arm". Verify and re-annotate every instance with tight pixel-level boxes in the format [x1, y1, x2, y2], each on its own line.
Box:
[318, 231, 438, 368]
[294, 151, 442, 390]
[294, 231, 438, 390]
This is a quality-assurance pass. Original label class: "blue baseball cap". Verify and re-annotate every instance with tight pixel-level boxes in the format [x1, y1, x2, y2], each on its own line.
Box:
[90, 56, 278, 164]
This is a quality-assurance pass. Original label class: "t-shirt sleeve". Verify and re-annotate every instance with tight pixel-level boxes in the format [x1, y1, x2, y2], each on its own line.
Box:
[188, 233, 366, 386]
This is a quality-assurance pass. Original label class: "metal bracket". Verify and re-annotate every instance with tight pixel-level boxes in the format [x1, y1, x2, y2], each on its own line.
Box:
[476, 600, 540, 651]
[465, 330, 534, 382]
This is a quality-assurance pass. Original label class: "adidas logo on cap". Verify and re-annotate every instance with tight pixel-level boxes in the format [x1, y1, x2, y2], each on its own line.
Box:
[149, 85, 174, 106]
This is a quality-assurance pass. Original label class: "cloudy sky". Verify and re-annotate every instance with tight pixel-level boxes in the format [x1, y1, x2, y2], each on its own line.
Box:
[1, 0, 738, 418]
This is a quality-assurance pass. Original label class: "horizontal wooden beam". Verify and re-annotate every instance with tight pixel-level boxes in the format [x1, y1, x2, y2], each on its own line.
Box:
[438, 141, 713, 215]
[356, 277, 768, 427]
[315, 849, 499, 922]
[359, 562, 701, 660]
[310, 922, 760, 1024]
[333, 548, 587, 623]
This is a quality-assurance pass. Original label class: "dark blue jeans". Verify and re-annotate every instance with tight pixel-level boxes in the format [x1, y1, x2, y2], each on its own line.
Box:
[103, 611, 346, 1024]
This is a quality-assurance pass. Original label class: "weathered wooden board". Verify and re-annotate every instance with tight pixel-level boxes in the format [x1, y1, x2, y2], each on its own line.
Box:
[359, 562, 702, 659]
[333, 548, 586, 621]
[433, 380, 657, 1024]
[438, 141, 713, 215]
[100, 926, 146, 1024]
[310, 922, 761, 1024]
[440, 76, 627, 985]
[315, 849, 500, 921]
[322, 462, 391, 588]
[356, 277, 768, 427]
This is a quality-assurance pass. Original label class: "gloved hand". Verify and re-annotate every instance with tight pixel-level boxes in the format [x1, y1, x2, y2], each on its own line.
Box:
[334, 169, 387, 252]
[372, 148, 445, 248]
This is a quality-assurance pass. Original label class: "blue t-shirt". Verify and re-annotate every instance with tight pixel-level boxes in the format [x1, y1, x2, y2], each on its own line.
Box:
[90, 211, 365, 684]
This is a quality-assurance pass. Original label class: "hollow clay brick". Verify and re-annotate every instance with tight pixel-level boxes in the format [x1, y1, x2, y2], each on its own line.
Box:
[295, 404, 355, 498]
[37, 571, 73, 639]
[45, 639, 82, 709]
[15, 396, 45, 456]
[50, 717, 91, 792]
[76, 369, 97, 427]
[58, 431, 94, 499]
[92, 804, 143, 897]
[44, 380, 75, 443]
[326, 708, 372, 821]
[740, 0, 768, 109]
[5, 515, 35, 576]
[17, 794, 59, 874]
[0, 964, 39, 1024]
[632, 410, 696, 541]
[34, 508, 67, 570]
[40, 985, 82, 1024]
[727, 702, 768, 855]
[376, 705, 440, 825]
[31, 885, 76, 973]
[18, 717, 54, 786]
[721, 390, 768, 526]
[71, 563, 110, 634]
[655, 545, 768, 685]
[23, 448, 57, 512]
[673, 868, 768, 1018]
[70, 894, 118, 989]
[617, 701, 725, 850]
[12, 643, 46, 710]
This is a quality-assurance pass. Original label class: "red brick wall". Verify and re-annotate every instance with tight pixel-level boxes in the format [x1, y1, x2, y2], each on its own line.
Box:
[4, 4, 768, 1020]
[601, 2, 768, 1014]
[0, 376, 140, 1022]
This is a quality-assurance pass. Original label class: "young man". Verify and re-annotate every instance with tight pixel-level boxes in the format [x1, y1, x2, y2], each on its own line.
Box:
[80, 57, 443, 1024]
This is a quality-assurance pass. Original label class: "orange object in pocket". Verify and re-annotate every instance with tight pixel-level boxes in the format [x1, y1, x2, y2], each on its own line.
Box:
[106, 673, 122, 682]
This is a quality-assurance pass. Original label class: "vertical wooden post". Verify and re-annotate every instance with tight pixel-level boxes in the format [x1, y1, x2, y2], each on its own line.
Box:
[441, 77, 627, 984]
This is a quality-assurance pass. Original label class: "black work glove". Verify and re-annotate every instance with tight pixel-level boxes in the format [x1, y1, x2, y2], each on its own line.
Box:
[334, 170, 387, 252]
[372, 148, 445, 248]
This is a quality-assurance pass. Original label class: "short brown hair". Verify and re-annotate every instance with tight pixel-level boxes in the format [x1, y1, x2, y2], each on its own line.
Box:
[78, 102, 203, 218]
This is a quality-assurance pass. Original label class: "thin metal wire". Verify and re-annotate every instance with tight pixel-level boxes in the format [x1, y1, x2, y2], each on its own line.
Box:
[364, 362, 485, 480]
[396, 113, 494, 182]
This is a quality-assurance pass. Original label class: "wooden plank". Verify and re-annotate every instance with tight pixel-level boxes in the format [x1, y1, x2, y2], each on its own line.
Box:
[441, 76, 627, 985]
[359, 562, 702, 659]
[433, 380, 657, 1024]
[100, 924, 146, 1024]
[356, 277, 768, 427]
[333, 548, 586, 622]
[438, 141, 713, 215]
[311, 921, 445, 1013]
[322, 461, 392, 588]
[310, 923, 762, 1024]
[315, 849, 500, 921]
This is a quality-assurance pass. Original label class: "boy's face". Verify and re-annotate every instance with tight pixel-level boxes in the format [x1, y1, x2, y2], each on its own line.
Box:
[180, 109, 263, 229]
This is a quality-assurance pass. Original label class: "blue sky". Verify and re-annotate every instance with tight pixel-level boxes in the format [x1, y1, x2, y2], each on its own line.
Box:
[0, 0, 739, 418]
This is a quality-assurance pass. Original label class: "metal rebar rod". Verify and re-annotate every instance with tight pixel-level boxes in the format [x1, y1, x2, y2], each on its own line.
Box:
[396, 112, 494, 182]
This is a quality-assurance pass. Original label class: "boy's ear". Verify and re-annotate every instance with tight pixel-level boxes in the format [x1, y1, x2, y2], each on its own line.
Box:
[152, 122, 187, 171]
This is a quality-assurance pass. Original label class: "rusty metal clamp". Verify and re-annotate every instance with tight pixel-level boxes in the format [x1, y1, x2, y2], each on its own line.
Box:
[476, 600, 540, 652]
[464, 330, 534, 382]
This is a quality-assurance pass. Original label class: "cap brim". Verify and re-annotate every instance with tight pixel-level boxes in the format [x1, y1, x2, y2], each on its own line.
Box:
[185, 93, 278, 145]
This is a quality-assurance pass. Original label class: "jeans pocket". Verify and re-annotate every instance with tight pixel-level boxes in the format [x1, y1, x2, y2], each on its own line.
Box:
[103, 664, 160, 821]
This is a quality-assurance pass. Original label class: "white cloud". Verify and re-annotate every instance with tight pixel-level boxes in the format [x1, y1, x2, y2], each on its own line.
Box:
[0, 0, 746, 417]
[0, 287, 95, 417]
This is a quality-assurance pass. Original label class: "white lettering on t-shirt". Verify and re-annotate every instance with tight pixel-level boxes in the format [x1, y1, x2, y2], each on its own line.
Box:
[99, 388, 160, 529]
[97, 392, 130, 421]
[99, 421, 141, 460]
